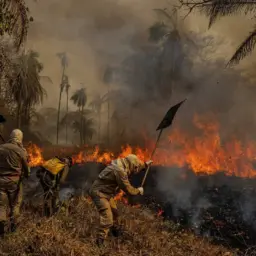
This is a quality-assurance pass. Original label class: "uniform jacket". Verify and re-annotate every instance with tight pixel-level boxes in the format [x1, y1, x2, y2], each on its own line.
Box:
[90, 156, 145, 199]
[0, 140, 30, 182]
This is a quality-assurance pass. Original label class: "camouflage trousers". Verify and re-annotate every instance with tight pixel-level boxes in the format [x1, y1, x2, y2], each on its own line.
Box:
[0, 178, 22, 225]
[91, 195, 119, 239]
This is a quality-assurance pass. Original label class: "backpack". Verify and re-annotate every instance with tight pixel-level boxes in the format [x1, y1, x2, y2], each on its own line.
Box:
[42, 157, 66, 175]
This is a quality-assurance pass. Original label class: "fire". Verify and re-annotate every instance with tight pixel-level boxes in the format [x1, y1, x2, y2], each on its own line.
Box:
[26, 113, 256, 178]
[114, 190, 128, 204]
[157, 209, 164, 217]
[27, 143, 44, 167]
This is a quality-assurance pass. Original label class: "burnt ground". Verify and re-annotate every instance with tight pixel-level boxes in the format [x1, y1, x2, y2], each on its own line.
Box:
[27, 163, 256, 253]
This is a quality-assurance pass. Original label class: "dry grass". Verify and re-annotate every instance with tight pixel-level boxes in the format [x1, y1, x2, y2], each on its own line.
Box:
[0, 197, 236, 256]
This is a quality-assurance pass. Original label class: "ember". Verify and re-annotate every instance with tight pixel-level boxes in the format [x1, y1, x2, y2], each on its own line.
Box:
[114, 190, 128, 205]
[157, 209, 164, 217]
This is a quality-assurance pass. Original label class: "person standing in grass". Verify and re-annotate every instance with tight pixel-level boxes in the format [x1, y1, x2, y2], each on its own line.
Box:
[0, 129, 30, 237]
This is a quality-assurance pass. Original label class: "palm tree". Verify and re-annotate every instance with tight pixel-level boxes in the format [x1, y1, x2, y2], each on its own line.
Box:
[148, 8, 191, 98]
[0, 34, 20, 97]
[61, 110, 93, 145]
[81, 117, 96, 144]
[70, 87, 87, 145]
[89, 93, 107, 142]
[0, 1, 31, 110]
[71, 117, 95, 145]
[8, 50, 46, 128]
[65, 77, 71, 144]
[56, 52, 68, 144]
[0, 0, 31, 49]
[179, 0, 256, 66]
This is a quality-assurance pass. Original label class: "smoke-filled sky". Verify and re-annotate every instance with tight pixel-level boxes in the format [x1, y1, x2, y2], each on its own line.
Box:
[26, 0, 255, 109]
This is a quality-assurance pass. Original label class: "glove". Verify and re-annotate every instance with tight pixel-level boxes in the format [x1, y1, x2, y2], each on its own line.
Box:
[138, 187, 144, 195]
[145, 160, 153, 167]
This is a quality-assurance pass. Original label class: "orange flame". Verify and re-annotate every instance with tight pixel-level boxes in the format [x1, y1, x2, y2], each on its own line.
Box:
[26, 113, 256, 177]
[157, 209, 164, 217]
[27, 143, 44, 167]
[114, 190, 128, 204]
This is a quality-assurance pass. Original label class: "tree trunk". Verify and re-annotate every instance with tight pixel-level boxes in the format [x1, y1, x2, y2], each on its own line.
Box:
[81, 106, 84, 145]
[17, 102, 21, 129]
[78, 107, 82, 145]
[107, 84, 110, 147]
[56, 90, 62, 144]
[65, 90, 69, 144]
[98, 111, 101, 142]
[56, 65, 66, 145]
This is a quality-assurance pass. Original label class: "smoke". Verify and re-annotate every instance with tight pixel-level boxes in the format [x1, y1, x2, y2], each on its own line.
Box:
[26, 0, 165, 108]
[24, 0, 256, 147]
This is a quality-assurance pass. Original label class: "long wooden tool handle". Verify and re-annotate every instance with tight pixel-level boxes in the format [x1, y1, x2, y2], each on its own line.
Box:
[141, 129, 163, 187]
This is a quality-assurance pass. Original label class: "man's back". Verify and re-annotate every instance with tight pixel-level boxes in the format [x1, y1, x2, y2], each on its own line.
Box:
[0, 142, 27, 178]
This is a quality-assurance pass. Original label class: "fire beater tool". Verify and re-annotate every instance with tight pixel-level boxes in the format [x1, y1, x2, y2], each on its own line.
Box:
[141, 99, 187, 187]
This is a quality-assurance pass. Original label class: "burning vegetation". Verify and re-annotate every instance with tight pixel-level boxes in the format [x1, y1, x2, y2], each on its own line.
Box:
[24, 111, 256, 254]
[27, 112, 256, 178]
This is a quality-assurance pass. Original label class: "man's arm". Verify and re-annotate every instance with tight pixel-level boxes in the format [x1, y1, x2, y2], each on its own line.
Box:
[115, 170, 140, 196]
[21, 150, 30, 178]
[60, 165, 69, 184]
[21, 155, 30, 178]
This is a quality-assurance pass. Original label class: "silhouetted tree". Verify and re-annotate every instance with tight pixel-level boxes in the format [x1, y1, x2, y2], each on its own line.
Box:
[56, 52, 68, 144]
[70, 87, 87, 145]
[8, 50, 46, 128]
[89, 93, 107, 142]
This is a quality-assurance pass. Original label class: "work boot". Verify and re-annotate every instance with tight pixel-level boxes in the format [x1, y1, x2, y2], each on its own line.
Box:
[0, 221, 5, 238]
[96, 238, 105, 247]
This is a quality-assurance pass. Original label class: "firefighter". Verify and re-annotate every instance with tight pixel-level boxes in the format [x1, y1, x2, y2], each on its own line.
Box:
[89, 154, 153, 246]
[0, 129, 30, 237]
[36, 156, 73, 217]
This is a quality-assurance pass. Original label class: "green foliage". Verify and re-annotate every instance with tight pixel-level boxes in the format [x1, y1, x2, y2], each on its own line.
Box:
[0, 0, 31, 49]
[8, 50, 46, 126]
[72, 117, 96, 141]
[60, 110, 92, 126]
[10, 50, 45, 107]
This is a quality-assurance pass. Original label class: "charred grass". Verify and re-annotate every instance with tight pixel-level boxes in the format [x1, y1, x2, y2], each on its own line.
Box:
[0, 197, 235, 256]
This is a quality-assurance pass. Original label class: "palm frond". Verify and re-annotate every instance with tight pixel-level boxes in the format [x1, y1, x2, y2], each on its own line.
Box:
[70, 87, 87, 107]
[1, 0, 30, 49]
[61, 109, 92, 126]
[227, 27, 256, 66]
[9, 50, 46, 107]
[197, 0, 256, 28]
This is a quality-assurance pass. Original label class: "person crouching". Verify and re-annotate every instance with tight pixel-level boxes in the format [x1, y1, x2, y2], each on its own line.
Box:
[36, 156, 73, 217]
[89, 154, 153, 246]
